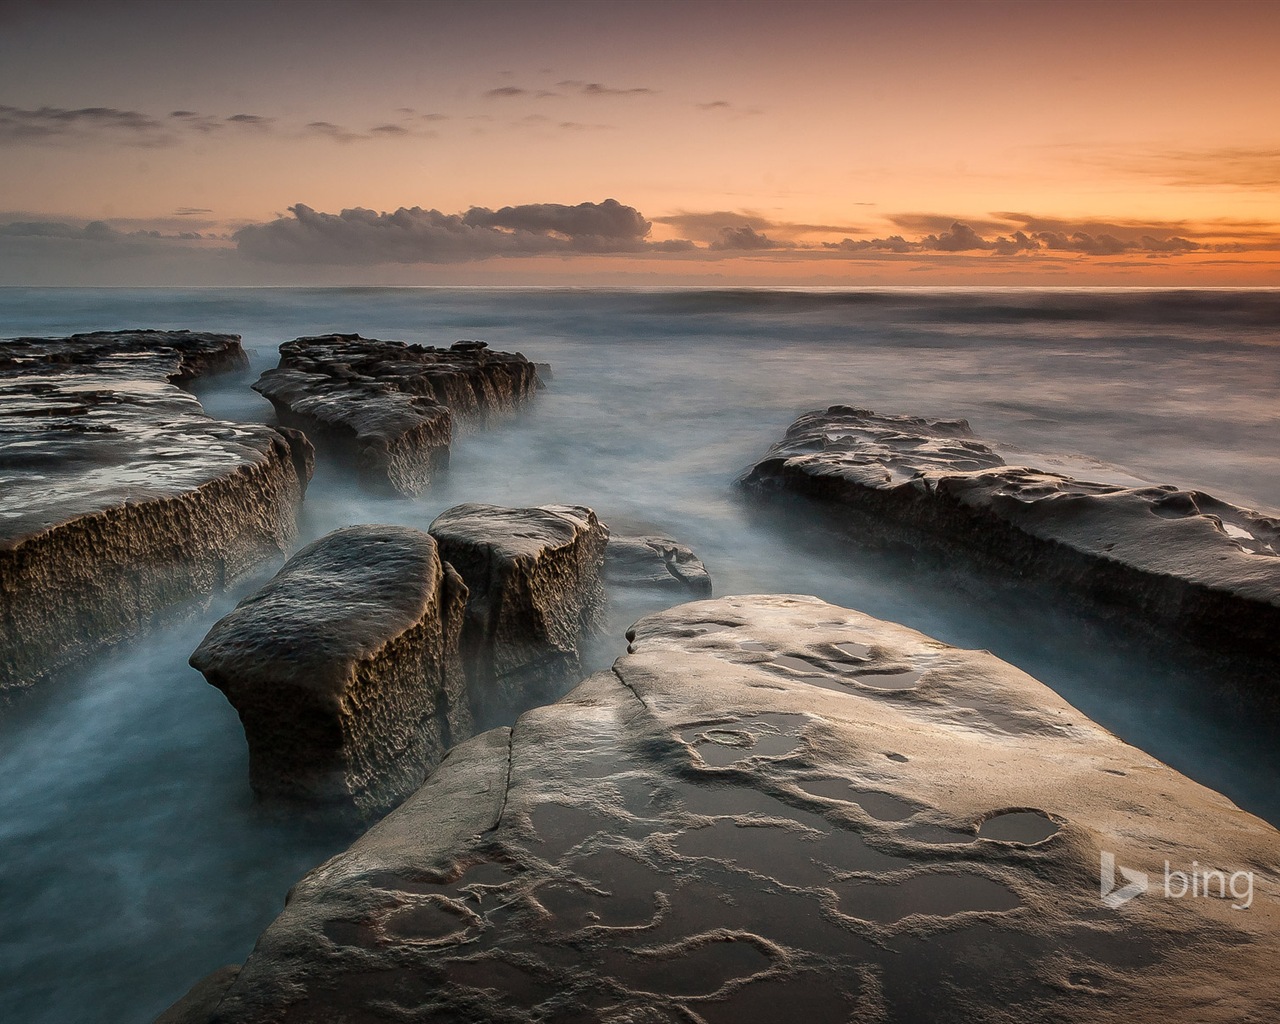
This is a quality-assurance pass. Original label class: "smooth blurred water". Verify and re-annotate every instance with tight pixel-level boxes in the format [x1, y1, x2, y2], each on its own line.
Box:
[1, 287, 1278, 1022]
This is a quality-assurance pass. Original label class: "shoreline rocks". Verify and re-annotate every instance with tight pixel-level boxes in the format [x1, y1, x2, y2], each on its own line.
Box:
[190, 525, 469, 818]
[253, 335, 541, 496]
[429, 503, 608, 721]
[182, 595, 1280, 1023]
[0, 331, 312, 695]
[740, 405, 1280, 682]
[604, 533, 713, 596]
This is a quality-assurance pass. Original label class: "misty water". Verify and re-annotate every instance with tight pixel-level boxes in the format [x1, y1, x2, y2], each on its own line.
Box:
[1, 287, 1278, 1022]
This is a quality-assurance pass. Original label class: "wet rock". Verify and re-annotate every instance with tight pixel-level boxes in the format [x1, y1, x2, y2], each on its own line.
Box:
[155, 966, 241, 1024]
[190, 525, 469, 818]
[429, 503, 608, 718]
[740, 405, 1280, 674]
[191, 595, 1280, 1023]
[604, 534, 712, 597]
[253, 334, 540, 496]
[0, 331, 312, 695]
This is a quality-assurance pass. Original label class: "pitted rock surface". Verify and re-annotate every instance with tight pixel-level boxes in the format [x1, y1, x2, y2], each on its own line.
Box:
[254, 335, 540, 496]
[1, 330, 312, 693]
[741, 405, 1280, 673]
[192, 595, 1280, 1024]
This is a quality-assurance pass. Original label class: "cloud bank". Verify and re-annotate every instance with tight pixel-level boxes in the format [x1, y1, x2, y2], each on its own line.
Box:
[233, 200, 680, 264]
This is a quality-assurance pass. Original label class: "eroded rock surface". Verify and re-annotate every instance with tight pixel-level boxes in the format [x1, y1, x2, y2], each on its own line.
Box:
[190, 525, 469, 818]
[741, 406, 1280, 673]
[0, 331, 312, 694]
[195, 595, 1280, 1023]
[604, 533, 712, 597]
[430, 504, 608, 719]
[254, 335, 540, 495]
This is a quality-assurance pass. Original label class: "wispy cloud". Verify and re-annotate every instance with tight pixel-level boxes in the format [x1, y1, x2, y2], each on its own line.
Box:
[3, 102, 428, 147]
[695, 100, 762, 116]
[558, 80, 656, 97]
[1069, 145, 1280, 192]
[0, 104, 170, 146]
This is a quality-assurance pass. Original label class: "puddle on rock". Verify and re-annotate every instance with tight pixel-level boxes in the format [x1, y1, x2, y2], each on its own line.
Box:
[445, 957, 561, 1004]
[678, 784, 831, 832]
[837, 873, 1021, 923]
[529, 803, 607, 862]
[902, 823, 975, 845]
[382, 898, 477, 942]
[853, 668, 923, 690]
[833, 641, 873, 661]
[602, 938, 771, 998]
[978, 811, 1060, 844]
[697, 975, 855, 1024]
[795, 779, 918, 821]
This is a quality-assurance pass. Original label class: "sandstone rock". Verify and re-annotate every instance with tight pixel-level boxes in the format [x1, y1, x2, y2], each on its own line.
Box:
[740, 405, 1280, 676]
[190, 595, 1280, 1023]
[253, 335, 540, 496]
[0, 331, 312, 695]
[429, 503, 608, 719]
[604, 533, 712, 597]
[189, 525, 469, 818]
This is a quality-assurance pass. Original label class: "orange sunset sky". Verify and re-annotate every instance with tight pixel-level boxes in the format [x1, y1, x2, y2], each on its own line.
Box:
[1, 0, 1278, 286]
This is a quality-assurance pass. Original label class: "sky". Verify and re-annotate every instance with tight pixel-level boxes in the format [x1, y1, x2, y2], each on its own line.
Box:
[1, 0, 1278, 286]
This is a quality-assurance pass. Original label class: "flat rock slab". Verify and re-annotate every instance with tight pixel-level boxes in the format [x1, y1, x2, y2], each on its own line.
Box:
[0, 330, 312, 694]
[740, 405, 1280, 675]
[190, 525, 469, 818]
[604, 534, 713, 597]
[254, 335, 540, 496]
[430, 504, 608, 721]
[196, 594, 1280, 1023]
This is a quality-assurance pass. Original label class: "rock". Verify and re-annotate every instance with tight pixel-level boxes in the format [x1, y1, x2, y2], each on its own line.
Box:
[189, 525, 469, 818]
[604, 534, 712, 596]
[0, 331, 312, 695]
[189, 595, 1280, 1023]
[429, 503, 608, 719]
[155, 966, 241, 1024]
[740, 405, 1280, 676]
[253, 335, 540, 496]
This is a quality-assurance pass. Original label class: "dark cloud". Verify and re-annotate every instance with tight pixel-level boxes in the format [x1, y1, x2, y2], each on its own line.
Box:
[174, 207, 212, 216]
[558, 80, 655, 97]
[557, 121, 613, 131]
[919, 221, 993, 252]
[656, 211, 865, 243]
[462, 199, 651, 243]
[226, 113, 273, 128]
[708, 226, 791, 251]
[815, 216, 1227, 258]
[697, 100, 732, 110]
[485, 86, 527, 98]
[825, 235, 916, 254]
[371, 124, 409, 135]
[234, 200, 663, 264]
[890, 213, 1014, 236]
[695, 99, 763, 116]
[0, 104, 169, 144]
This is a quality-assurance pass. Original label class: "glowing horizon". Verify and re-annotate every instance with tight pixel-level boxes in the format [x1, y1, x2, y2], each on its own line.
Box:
[2, 0, 1277, 286]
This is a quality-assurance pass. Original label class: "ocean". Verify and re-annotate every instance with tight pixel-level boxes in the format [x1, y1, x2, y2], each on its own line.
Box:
[1, 287, 1278, 1022]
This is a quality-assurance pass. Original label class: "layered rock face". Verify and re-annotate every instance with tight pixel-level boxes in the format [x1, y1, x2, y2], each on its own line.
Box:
[189, 595, 1280, 1023]
[741, 406, 1280, 674]
[0, 331, 312, 695]
[604, 533, 713, 597]
[429, 504, 608, 719]
[253, 335, 541, 496]
[190, 525, 469, 818]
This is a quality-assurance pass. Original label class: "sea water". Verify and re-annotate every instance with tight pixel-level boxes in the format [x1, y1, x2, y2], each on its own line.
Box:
[1, 287, 1277, 1022]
